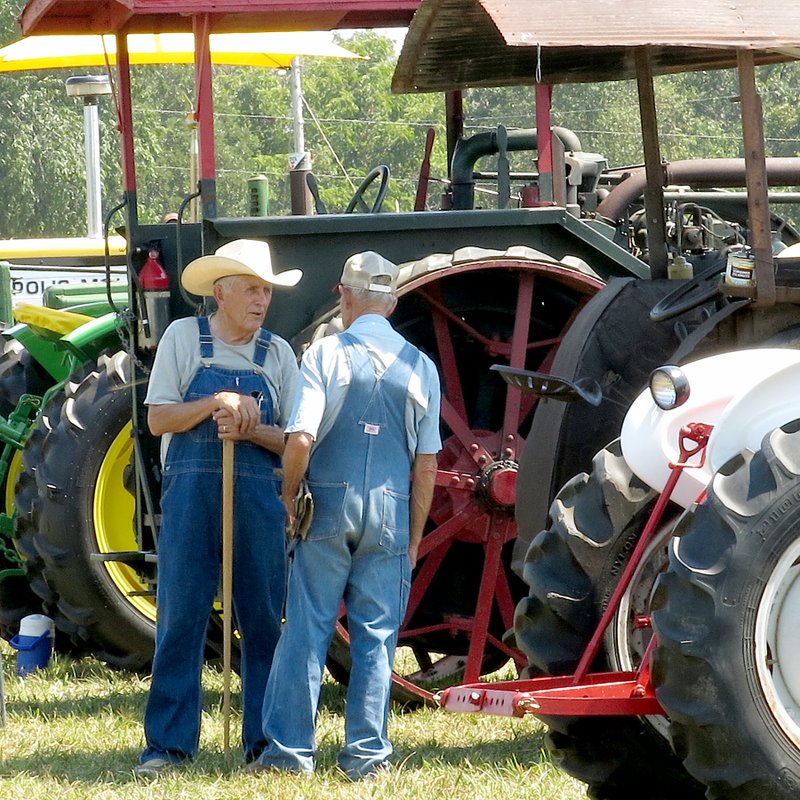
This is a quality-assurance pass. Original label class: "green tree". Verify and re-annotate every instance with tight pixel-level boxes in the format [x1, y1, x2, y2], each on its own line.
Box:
[301, 31, 444, 212]
[0, 1, 121, 236]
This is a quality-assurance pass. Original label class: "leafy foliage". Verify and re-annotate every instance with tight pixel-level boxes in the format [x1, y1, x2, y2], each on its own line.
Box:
[1, 1, 800, 237]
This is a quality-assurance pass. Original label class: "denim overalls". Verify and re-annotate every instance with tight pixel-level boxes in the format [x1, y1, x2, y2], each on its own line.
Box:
[259, 332, 418, 778]
[141, 316, 286, 765]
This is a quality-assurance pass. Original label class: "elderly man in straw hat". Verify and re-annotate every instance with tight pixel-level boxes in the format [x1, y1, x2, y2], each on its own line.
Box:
[135, 239, 301, 777]
[249, 251, 441, 780]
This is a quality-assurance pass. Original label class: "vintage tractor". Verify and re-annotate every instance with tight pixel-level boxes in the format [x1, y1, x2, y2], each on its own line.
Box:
[6, 0, 800, 730]
[442, 342, 800, 800]
[0, 299, 128, 633]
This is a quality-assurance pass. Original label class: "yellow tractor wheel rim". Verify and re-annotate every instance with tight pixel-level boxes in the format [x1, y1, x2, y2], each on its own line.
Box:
[5, 448, 23, 515]
[93, 421, 156, 623]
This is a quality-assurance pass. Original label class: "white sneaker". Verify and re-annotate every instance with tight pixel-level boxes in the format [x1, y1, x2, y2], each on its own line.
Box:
[133, 757, 180, 778]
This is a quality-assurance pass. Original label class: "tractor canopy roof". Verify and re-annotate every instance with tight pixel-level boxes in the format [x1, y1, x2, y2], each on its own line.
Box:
[393, 0, 800, 91]
[18, 0, 417, 36]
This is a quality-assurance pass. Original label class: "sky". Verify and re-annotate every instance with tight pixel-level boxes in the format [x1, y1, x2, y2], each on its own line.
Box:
[379, 27, 408, 52]
[340, 27, 408, 54]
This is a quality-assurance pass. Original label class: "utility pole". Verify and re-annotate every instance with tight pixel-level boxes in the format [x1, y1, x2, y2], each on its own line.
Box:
[288, 56, 313, 215]
[66, 75, 112, 237]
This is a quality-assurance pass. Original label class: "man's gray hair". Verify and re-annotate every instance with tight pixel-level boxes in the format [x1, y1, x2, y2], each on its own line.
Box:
[348, 285, 396, 311]
[214, 274, 246, 292]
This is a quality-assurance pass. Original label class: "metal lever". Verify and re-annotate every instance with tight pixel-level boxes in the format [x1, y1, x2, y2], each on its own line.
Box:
[306, 173, 327, 215]
[496, 124, 510, 209]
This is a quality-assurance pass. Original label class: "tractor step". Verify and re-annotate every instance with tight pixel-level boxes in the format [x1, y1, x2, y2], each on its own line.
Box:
[490, 364, 602, 405]
[90, 550, 157, 564]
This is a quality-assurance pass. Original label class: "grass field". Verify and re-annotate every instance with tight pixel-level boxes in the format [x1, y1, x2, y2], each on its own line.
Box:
[0, 646, 586, 800]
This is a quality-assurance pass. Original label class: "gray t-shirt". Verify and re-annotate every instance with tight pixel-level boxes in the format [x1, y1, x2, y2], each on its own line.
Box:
[145, 316, 299, 462]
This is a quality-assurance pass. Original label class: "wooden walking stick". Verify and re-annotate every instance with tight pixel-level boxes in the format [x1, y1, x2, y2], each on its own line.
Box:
[221, 438, 234, 758]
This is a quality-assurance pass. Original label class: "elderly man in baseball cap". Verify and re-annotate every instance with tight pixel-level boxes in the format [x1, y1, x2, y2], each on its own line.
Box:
[136, 240, 301, 777]
[250, 251, 442, 780]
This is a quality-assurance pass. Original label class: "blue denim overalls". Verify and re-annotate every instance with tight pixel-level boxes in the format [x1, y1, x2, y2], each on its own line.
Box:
[258, 332, 418, 778]
[141, 316, 286, 765]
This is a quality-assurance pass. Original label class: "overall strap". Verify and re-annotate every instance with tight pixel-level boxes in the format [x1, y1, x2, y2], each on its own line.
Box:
[338, 330, 359, 350]
[336, 332, 419, 433]
[197, 316, 272, 368]
[196, 316, 214, 359]
[338, 331, 384, 380]
[253, 328, 272, 368]
[339, 331, 419, 385]
[393, 341, 421, 377]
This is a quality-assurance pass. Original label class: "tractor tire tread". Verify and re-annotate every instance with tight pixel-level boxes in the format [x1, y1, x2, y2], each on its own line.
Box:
[514, 439, 705, 799]
[652, 421, 800, 800]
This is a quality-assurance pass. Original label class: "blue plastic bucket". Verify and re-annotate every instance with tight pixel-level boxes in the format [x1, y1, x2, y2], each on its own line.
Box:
[9, 614, 54, 676]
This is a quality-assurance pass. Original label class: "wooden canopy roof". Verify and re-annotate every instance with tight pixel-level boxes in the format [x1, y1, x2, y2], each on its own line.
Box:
[393, 0, 800, 92]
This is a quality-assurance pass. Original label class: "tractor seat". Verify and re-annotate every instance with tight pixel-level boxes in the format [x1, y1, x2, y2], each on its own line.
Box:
[12, 303, 93, 336]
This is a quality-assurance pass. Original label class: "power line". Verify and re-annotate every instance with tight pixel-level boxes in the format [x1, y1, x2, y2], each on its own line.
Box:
[140, 107, 443, 129]
[127, 108, 800, 144]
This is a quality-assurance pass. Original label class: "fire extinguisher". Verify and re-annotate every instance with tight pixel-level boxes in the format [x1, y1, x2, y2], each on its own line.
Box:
[137, 245, 170, 350]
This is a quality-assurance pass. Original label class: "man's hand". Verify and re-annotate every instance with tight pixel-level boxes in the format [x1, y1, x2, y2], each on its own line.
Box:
[281, 432, 314, 522]
[149, 390, 257, 437]
[212, 391, 260, 438]
[281, 484, 297, 530]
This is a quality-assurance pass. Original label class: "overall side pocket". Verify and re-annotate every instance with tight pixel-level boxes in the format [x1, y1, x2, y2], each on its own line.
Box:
[305, 481, 348, 541]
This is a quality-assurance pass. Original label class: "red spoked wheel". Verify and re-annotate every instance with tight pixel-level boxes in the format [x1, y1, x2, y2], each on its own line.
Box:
[320, 251, 604, 704]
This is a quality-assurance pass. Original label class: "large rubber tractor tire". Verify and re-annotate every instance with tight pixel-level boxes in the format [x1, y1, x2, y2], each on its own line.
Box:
[652, 421, 800, 800]
[301, 247, 605, 705]
[514, 439, 706, 799]
[0, 341, 54, 636]
[14, 352, 156, 668]
[512, 277, 712, 578]
[14, 347, 250, 671]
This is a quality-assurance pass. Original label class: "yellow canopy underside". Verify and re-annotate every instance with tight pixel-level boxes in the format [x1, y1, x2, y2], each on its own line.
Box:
[0, 31, 360, 72]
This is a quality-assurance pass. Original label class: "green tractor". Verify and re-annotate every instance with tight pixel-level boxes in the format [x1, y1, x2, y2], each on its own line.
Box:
[0, 266, 129, 641]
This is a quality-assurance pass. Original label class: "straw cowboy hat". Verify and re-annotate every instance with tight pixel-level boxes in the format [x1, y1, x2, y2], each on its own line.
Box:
[181, 239, 302, 296]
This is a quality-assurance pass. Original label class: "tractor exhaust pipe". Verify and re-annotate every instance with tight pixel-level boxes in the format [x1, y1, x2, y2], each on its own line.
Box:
[450, 127, 584, 210]
[596, 158, 800, 222]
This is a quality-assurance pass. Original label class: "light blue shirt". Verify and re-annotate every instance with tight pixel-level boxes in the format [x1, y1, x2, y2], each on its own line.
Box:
[287, 314, 442, 459]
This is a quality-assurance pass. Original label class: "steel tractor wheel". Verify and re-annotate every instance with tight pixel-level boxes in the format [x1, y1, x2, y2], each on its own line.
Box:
[0, 341, 53, 635]
[14, 352, 157, 668]
[515, 439, 706, 799]
[303, 248, 604, 705]
[652, 421, 800, 800]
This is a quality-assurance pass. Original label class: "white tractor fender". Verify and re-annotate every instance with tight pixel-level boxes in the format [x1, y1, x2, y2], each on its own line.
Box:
[621, 348, 800, 508]
[707, 357, 800, 474]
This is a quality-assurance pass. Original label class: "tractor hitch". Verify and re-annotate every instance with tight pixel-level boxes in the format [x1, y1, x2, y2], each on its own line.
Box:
[437, 671, 662, 718]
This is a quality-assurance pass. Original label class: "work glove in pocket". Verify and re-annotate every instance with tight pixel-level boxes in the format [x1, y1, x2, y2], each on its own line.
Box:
[287, 479, 314, 541]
